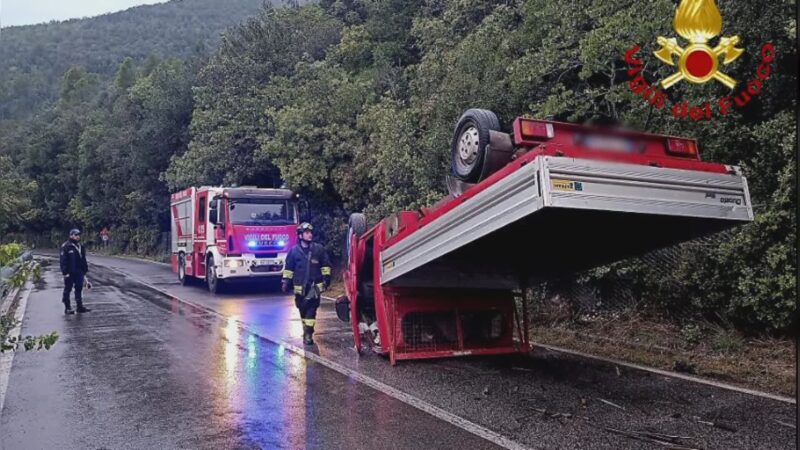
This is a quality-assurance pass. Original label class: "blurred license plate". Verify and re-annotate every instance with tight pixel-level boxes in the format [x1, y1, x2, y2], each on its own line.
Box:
[582, 134, 636, 153]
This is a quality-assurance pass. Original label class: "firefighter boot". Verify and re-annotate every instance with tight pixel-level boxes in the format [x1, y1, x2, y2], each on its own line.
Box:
[303, 325, 315, 346]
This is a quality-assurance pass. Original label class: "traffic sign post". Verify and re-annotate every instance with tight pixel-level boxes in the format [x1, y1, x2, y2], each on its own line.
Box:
[100, 228, 110, 249]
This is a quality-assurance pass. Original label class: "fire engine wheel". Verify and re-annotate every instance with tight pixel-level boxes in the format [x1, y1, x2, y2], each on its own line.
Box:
[206, 256, 224, 294]
[346, 213, 367, 262]
[178, 253, 189, 286]
[451, 108, 501, 183]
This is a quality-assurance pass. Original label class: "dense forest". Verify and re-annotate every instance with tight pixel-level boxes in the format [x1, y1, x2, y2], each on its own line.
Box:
[0, 0, 795, 333]
[0, 0, 274, 120]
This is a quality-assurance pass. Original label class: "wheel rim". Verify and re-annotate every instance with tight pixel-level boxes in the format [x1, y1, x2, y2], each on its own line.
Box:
[457, 126, 480, 165]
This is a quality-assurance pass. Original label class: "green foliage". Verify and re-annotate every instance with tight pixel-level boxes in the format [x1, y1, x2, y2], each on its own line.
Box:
[164, 5, 344, 189]
[4, 55, 196, 254]
[0, 243, 51, 353]
[711, 329, 744, 355]
[0, 158, 39, 235]
[0, 243, 43, 289]
[0, 243, 24, 266]
[0, 0, 268, 120]
[0, 317, 59, 353]
[680, 323, 702, 346]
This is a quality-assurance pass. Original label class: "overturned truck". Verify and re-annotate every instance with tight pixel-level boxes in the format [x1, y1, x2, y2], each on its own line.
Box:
[335, 109, 753, 365]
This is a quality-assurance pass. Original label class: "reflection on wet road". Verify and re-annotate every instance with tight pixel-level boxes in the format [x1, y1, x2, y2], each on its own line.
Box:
[0, 264, 499, 450]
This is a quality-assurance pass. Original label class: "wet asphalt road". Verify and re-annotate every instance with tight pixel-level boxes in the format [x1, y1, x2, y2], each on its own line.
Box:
[0, 262, 500, 450]
[0, 254, 796, 449]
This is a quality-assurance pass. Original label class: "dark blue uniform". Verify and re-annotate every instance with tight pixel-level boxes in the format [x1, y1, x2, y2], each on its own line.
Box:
[59, 239, 89, 310]
[282, 242, 332, 333]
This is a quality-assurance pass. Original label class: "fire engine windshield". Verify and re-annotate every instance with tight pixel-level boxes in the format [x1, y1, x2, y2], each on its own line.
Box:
[229, 199, 295, 225]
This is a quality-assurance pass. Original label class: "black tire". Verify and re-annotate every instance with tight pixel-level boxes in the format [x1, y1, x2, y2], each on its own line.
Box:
[207, 255, 224, 294]
[178, 253, 189, 286]
[451, 109, 501, 182]
[346, 213, 367, 263]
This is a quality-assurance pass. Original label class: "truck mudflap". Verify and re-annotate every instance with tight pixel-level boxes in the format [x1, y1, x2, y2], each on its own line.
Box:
[380, 155, 753, 289]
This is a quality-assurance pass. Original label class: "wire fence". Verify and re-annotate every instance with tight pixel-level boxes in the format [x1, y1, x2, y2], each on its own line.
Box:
[528, 229, 737, 322]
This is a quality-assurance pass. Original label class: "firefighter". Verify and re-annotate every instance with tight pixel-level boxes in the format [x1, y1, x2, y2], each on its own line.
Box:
[282, 222, 332, 345]
[59, 228, 91, 315]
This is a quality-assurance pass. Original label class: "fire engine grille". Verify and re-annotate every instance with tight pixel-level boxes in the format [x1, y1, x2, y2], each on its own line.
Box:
[250, 265, 282, 273]
[400, 312, 458, 353]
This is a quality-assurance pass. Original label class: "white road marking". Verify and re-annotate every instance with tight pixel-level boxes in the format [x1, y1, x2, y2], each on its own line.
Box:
[103, 265, 533, 450]
[0, 281, 33, 417]
[534, 343, 796, 404]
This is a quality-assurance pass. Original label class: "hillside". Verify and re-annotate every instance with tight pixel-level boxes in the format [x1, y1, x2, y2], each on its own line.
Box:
[0, 0, 275, 119]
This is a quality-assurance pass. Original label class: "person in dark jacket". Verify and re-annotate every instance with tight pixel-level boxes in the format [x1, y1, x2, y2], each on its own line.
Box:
[282, 222, 332, 345]
[59, 228, 91, 314]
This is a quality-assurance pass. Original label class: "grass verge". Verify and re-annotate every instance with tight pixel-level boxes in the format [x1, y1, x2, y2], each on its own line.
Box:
[532, 312, 795, 397]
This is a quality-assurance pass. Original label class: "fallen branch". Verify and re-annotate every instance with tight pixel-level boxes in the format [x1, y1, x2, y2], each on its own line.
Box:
[774, 419, 796, 429]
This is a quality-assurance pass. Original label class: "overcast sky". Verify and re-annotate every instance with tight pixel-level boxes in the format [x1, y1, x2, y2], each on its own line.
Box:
[1, 0, 168, 27]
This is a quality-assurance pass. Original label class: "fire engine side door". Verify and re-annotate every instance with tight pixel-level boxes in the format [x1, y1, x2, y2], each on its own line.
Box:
[195, 192, 208, 276]
[211, 197, 228, 254]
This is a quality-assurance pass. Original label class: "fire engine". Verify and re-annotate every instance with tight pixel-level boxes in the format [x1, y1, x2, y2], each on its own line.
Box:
[170, 186, 301, 293]
[336, 109, 753, 364]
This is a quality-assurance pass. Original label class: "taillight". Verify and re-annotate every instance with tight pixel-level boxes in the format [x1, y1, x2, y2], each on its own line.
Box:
[666, 138, 699, 159]
[519, 119, 554, 140]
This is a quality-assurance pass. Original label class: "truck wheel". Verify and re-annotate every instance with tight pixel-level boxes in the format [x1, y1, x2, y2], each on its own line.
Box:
[347, 213, 367, 262]
[207, 256, 224, 294]
[451, 109, 501, 182]
[178, 253, 189, 286]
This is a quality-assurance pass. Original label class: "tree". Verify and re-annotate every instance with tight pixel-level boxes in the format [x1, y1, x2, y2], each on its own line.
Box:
[0, 158, 38, 235]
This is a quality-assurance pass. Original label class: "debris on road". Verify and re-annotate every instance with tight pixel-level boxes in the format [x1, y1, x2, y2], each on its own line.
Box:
[693, 416, 738, 432]
[774, 419, 796, 429]
[596, 425, 700, 449]
[514, 407, 573, 423]
[598, 398, 626, 411]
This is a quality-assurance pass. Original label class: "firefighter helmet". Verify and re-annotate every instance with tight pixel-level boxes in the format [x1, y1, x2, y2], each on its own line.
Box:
[297, 222, 314, 235]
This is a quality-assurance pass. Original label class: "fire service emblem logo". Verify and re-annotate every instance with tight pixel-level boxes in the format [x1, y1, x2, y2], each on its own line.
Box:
[653, 0, 743, 89]
[622, 0, 775, 121]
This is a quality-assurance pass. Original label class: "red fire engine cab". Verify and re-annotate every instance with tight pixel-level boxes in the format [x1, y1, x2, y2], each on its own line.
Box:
[337, 109, 753, 365]
[170, 186, 300, 293]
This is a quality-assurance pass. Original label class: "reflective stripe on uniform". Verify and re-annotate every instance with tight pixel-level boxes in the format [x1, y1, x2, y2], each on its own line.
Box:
[282, 270, 294, 279]
[293, 285, 303, 294]
[302, 319, 316, 327]
[321, 266, 331, 276]
[315, 283, 325, 292]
